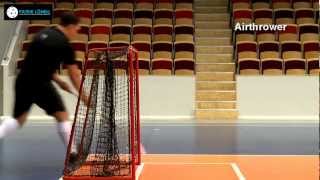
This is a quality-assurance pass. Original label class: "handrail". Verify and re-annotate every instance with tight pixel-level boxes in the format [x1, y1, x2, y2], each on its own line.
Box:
[1, 20, 23, 66]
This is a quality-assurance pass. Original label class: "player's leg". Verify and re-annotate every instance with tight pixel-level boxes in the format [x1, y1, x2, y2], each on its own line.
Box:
[0, 77, 33, 139]
[34, 82, 73, 147]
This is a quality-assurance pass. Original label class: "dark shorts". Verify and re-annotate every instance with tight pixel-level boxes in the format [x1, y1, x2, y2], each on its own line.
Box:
[13, 75, 66, 118]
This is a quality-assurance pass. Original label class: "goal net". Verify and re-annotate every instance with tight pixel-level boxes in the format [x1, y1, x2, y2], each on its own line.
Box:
[62, 46, 141, 180]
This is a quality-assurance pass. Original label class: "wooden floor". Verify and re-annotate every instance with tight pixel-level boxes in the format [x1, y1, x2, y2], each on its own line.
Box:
[139, 154, 319, 180]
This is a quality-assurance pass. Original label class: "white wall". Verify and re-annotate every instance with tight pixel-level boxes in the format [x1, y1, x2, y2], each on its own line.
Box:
[2, 75, 319, 122]
[237, 76, 319, 121]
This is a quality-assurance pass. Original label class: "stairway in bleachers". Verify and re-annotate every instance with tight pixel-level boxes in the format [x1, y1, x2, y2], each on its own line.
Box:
[194, 0, 238, 120]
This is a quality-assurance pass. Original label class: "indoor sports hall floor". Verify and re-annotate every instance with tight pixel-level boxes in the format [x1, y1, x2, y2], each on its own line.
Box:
[0, 121, 318, 180]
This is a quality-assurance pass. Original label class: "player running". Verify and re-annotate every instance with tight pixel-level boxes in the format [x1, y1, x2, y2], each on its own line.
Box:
[0, 13, 87, 148]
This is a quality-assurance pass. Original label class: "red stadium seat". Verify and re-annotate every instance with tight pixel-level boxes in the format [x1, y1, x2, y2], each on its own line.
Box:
[295, 8, 315, 24]
[56, 0, 74, 9]
[236, 41, 258, 59]
[153, 25, 173, 42]
[156, 0, 174, 9]
[27, 24, 47, 40]
[152, 42, 173, 75]
[256, 29, 276, 42]
[175, 0, 193, 10]
[136, 0, 154, 10]
[87, 41, 108, 58]
[307, 58, 319, 75]
[274, 8, 295, 24]
[233, 9, 253, 24]
[278, 24, 298, 42]
[261, 58, 284, 75]
[313, 0, 319, 9]
[238, 58, 261, 75]
[90, 25, 110, 42]
[75, 0, 94, 9]
[132, 25, 152, 42]
[96, 0, 114, 9]
[73, 25, 90, 42]
[116, 0, 134, 9]
[175, 25, 194, 43]
[252, 0, 270, 9]
[281, 41, 302, 59]
[236, 42, 259, 75]
[74, 8, 93, 25]
[235, 30, 255, 42]
[35, 0, 54, 5]
[16, 0, 34, 4]
[154, 9, 174, 25]
[52, 8, 72, 24]
[134, 9, 153, 25]
[293, 0, 312, 9]
[299, 24, 319, 42]
[111, 24, 132, 43]
[174, 42, 195, 75]
[114, 8, 133, 25]
[284, 58, 306, 75]
[175, 9, 194, 26]
[253, 8, 273, 24]
[232, 0, 251, 9]
[259, 41, 280, 59]
[131, 41, 152, 74]
[303, 41, 319, 60]
[71, 41, 87, 62]
[93, 9, 113, 25]
[272, 0, 292, 9]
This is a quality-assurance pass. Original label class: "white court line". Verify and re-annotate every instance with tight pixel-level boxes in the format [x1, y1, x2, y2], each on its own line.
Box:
[231, 163, 246, 180]
[143, 154, 317, 157]
[144, 162, 230, 165]
[136, 163, 144, 180]
[144, 162, 247, 180]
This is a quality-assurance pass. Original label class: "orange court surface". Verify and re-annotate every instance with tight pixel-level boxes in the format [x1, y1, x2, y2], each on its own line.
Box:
[139, 154, 319, 180]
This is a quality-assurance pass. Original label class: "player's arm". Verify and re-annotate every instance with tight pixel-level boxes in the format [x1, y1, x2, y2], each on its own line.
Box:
[52, 73, 73, 94]
[65, 65, 89, 105]
[65, 64, 81, 93]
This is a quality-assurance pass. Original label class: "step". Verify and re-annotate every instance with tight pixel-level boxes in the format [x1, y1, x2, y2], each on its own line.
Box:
[196, 81, 236, 90]
[196, 54, 233, 63]
[197, 101, 237, 109]
[194, 0, 228, 6]
[196, 91, 236, 101]
[196, 21, 229, 29]
[196, 72, 235, 81]
[196, 37, 231, 46]
[195, 6, 228, 13]
[196, 109, 239, 120]
[196, 46, 233, 54]
[195, 29, 232, 38]
[197, 63, 235, 72]
[194, 13, 229, 21]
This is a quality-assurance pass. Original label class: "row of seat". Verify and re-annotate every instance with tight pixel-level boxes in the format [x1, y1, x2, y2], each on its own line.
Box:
[236, 41, 319, 75]
[26, 24, 194, 43]
[30, 8, 194, 26]
[235, 24, 319, 42]
[233, 8, 319, 25]
[236, 41, 319, 60]
[232, 0, 319, 10]
[16, 0, 193, 10]
[19, 40, 195, 75]
[238, 58, 319, 75]
[18, 0, 195, 75]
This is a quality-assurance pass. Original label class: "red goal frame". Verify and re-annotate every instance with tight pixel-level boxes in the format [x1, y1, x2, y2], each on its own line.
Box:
[62, 46, 141, 180]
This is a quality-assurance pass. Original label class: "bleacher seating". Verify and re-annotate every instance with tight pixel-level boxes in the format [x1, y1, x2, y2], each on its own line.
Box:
[18, 0, 196, 76]
[232, 0, 319, 75]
